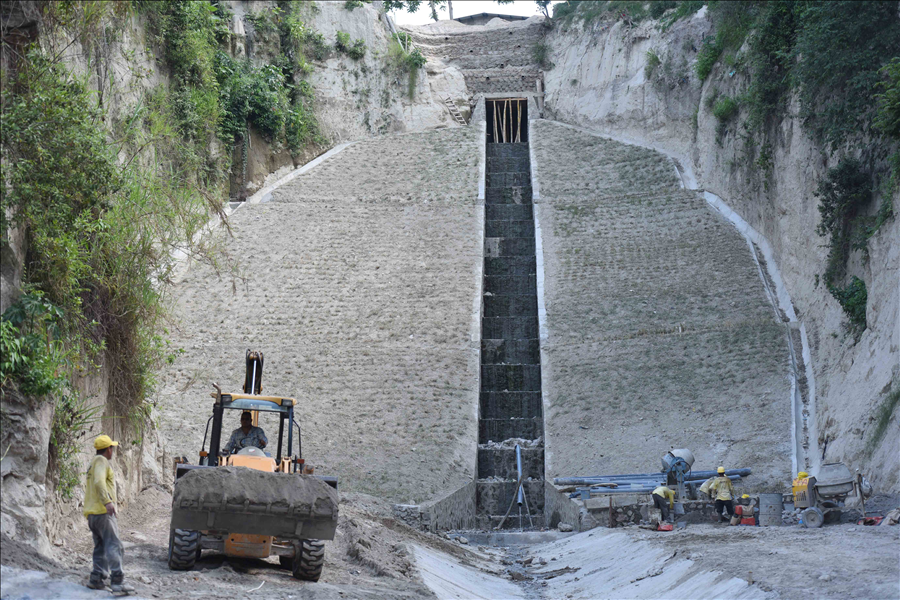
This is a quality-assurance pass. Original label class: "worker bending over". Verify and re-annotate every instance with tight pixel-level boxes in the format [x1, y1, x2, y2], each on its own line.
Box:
[652, 485, 676, 522]
[709, 466, 735, 522]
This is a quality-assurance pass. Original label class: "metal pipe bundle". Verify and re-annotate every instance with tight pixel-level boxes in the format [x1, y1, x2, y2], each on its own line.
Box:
[555, 468, 750, 486]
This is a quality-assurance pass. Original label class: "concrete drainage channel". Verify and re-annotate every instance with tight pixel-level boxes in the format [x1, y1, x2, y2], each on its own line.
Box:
[477, 98, 545, 530]
[413, 528, 768, 600]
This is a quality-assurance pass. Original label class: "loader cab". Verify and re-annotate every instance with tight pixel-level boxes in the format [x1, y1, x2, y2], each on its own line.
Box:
[199, 393, 306, 474]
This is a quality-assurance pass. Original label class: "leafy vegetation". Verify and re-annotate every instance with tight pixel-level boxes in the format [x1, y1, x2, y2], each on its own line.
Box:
[814, 158, 874, 332]
[389, 33, 427, 99]
[712, 95, 738, 122]
[335, 31, 367, 60]
[0, 42, 226, 494]
[0, 0, 328, 494]
[645, 50, 661, 78]
[695, 37, 722, 81]
[344, 0, 371, 9]
[533, 41, 552, 69]
[143, 0, 324, 164]
[553, 0, 703, 26]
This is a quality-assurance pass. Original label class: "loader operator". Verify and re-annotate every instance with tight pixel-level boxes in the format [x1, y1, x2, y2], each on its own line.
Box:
[84, 435, 134, 594]
[223, 411, 268, 454]
[708, 466, 736, 522]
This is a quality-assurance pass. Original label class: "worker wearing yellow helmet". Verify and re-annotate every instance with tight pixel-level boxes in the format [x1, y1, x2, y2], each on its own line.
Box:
[709, 466, 735, 522]
[83, 435, 133, 593]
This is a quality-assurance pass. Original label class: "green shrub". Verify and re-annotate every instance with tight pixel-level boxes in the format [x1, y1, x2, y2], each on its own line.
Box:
[874, 57, 900, 139]
[695, 37, 722, 81]
[829, 277, 868, 332]
[344, 0, 370, 9]
[793, 1, 900, 150]
[815, 157, 875, 330]
[649, 1, 677, 20]
[406, 48, 427, 70]
[0, 294, 68, 398]
[534, 42, 552, 69]
[645, 50, 661, 79]
[712, 96, 739, 121]
[335, 31, 366, 60]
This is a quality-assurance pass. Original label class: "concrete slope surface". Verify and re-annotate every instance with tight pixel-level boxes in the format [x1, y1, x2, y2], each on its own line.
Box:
[524, 528, 769, 600]
[531, 120, 792, 488]
[157, 126, 483, 504]
[413, 544, 523, 600]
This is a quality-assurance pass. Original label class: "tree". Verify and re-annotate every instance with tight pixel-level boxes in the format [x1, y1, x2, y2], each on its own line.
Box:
[384, 0, 446, 21]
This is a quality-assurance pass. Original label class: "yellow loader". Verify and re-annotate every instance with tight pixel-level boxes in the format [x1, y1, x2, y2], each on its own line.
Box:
[168, 351, 338, 581]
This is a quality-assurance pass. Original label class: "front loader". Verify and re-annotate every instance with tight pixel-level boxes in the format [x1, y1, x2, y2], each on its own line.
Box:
[168, 350, 338, 581]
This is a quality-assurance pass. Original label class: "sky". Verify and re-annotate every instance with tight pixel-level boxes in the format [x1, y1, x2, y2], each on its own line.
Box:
[389, 0, 565, 27]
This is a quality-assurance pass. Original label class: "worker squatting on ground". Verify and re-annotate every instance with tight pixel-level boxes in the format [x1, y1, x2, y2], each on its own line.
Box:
[223, 411, 268, 454]
[84, 435, 134, 593]
[707, 466, 736, 521]
[732, 494, 757, 526]
[651, 485, 676, 522]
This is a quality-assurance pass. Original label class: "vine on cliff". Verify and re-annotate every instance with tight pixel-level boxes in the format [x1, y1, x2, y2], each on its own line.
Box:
[0, 44, 226, 496]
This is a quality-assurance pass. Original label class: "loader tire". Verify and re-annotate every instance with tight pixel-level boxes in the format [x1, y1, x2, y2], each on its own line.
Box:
[291, 539, 325, 582]
[168, 529, 200, 571]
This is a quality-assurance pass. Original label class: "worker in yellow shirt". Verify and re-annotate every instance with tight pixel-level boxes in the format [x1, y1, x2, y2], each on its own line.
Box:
[651, 485, 676, 522]
[84, 435, 133, 594]
[708, 466, 736, 522]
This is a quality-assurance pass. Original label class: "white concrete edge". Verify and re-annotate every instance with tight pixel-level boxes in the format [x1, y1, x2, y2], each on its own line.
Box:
[246, 142, 356, 205]
[530, 119, 552, 478]
[536, 118, 817, 474]
[528, 132, 541, 201]
[800, 322, 819, 472]
[473, 202, 485, 438]
[735, 216, 803, 474]
[478, 121, 487, 201]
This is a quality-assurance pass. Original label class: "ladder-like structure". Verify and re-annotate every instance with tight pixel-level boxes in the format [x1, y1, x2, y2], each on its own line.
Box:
[442, 97, 468, 126]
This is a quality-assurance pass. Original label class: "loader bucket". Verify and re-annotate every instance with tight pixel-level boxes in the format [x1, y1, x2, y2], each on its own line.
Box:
[171, 466, 339, 540]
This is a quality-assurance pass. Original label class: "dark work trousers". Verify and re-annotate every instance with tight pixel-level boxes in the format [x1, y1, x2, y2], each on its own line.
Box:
[88, 513, 124, 583]
[715, 499, 735, 520]
[652, 493, 670, 521]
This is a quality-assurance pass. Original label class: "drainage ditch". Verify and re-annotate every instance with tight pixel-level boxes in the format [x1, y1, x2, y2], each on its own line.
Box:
[477, 99, 545, 529]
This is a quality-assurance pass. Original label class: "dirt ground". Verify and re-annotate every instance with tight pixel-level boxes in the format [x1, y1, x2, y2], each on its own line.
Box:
[3, 483, 898, 599]
[2, 487, 455, 599]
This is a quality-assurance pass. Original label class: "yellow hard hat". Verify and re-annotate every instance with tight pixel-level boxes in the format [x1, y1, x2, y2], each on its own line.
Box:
[94, 435, 119, 450]
[797, 471, 809, 479]
[742, 494, 750, 499]
[717, 466, 725, 474]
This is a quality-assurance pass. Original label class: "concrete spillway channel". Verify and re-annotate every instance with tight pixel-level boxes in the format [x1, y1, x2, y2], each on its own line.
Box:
[477, 118, 545, 529]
